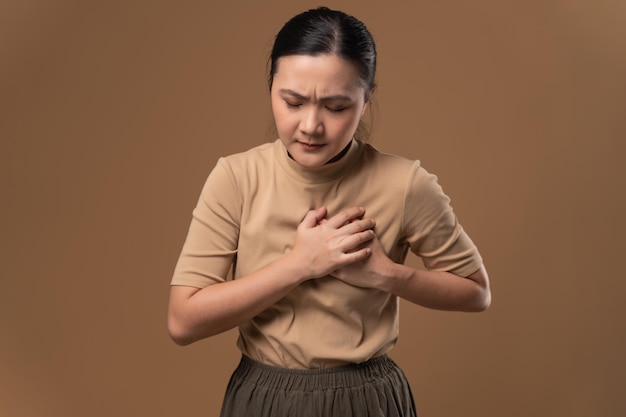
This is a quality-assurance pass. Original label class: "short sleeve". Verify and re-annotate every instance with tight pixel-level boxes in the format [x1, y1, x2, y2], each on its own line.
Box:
[402, 163, 482, 277]
[170, 158, 242, 288]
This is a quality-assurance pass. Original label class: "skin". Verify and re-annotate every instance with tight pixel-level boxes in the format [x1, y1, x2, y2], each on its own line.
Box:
[168, 54, 490, 346]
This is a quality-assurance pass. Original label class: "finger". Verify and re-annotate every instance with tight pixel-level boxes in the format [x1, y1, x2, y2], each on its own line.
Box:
[325, 206, 366, 229]
[338, 246, 372, 266]
[299, 207, 327, 229]
[339, 218, 376, 235]
[338, 229, 375, 252]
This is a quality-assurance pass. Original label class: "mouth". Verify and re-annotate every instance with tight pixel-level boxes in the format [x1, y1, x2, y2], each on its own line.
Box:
[297, 141, 326, 151]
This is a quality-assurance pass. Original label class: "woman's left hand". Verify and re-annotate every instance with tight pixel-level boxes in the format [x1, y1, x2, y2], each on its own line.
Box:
[330, 234, 394, 290]
[327, 222, 491, 312]
[331, 232, 492, 312]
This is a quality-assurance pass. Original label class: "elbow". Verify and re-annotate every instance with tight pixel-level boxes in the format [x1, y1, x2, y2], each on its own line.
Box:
[167, 310, 220, 345]
[469, 286, 491, 312]
[475, 293, 491, 312]
[465, 265, 491, 312]
[169, 331, 193, 347]
[167, 314, 196, 346]
[168, 286, 207, 346]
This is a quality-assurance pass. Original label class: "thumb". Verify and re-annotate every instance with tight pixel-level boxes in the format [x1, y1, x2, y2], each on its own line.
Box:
[300, 207, 327, 228]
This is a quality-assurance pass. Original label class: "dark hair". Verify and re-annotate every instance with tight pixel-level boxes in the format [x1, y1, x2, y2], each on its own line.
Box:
[268, 7, 377, 98]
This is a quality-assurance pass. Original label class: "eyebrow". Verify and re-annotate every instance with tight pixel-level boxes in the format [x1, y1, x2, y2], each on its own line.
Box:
[278, 89, 354, 102]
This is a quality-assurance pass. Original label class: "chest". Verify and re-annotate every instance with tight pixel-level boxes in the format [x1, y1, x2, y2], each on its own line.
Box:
[234, 174, 407, 277]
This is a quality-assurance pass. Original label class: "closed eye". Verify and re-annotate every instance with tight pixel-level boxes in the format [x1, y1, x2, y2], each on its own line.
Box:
[326, 106, 348, 113]
[285, 101, 302, 109]
[284, 99, 349, 113]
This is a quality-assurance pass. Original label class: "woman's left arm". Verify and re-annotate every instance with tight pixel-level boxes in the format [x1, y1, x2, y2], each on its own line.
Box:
[332, 236, 491, 312]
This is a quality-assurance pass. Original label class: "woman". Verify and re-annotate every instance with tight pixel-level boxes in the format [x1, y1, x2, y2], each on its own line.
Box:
[168, 7, 490, 417]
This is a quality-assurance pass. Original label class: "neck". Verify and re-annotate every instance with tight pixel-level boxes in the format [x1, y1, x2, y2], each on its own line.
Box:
[286, 140, 353, 165]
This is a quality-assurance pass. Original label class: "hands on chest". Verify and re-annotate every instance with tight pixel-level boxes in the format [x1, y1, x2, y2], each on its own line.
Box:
[289, 205, 394, 290]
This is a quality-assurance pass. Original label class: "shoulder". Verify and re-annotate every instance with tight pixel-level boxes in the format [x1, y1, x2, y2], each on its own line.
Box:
[360, 142, 417, 168]
[198, 141, 278, 201]
[357, 142, 450, 213]
[220, 141, 277, 168]
[212, 140, 279, 185]
[356, 142, 426, 188]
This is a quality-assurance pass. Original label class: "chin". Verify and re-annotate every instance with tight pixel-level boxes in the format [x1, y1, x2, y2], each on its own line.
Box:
[294, 156, 327, 168]
[291, 151, 331, 167]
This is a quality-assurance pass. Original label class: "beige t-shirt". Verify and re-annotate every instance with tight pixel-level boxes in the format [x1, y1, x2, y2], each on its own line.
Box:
[171, 139, 482, 368]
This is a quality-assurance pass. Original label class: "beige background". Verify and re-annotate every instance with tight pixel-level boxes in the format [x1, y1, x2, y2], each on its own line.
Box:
[1, 1, 625, 416]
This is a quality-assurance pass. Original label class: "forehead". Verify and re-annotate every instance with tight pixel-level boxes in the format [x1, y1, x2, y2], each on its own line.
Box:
[272, 54, 364, 95]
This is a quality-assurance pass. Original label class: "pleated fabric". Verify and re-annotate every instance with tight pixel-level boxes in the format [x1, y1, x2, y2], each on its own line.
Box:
[219, 355, 417, 417]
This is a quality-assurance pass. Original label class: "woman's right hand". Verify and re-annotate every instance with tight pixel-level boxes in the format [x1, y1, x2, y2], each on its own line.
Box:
[288, 206, 376, 280]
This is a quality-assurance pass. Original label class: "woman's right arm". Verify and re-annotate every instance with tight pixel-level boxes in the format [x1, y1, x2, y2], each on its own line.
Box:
[168, 206, 375, 345]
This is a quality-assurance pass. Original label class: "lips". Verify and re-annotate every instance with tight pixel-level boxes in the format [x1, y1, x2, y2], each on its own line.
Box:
[297, 141, 325, 151]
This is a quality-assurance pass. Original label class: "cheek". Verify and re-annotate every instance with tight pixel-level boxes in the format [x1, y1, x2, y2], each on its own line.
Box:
[271, 107, 296, 139]
[271, 101, 284, 125]
[273, 109, 290, 132]
[270, 100, 280, 124]
[334, 113, 361, 136]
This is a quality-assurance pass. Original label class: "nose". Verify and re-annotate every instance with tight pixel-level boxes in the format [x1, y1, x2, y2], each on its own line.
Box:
[299, 107, 324, 136]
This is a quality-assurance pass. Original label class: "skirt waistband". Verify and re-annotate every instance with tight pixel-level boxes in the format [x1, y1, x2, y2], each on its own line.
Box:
[233, 355, 400, 392]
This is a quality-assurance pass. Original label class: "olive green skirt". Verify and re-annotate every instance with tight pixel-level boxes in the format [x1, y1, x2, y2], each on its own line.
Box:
[219, 355, 417, 417]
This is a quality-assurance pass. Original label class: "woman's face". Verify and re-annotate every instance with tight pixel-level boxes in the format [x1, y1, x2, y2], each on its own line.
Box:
[271, 54, 368, 168]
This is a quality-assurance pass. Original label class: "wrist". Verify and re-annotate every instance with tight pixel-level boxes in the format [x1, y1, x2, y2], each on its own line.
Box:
[380, 262, 412, 294]
[279, 251, 314, 284]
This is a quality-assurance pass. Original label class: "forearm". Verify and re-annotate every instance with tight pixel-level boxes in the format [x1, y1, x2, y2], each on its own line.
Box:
[168, 255, 308, 345]
[382, 263, 491, 312]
